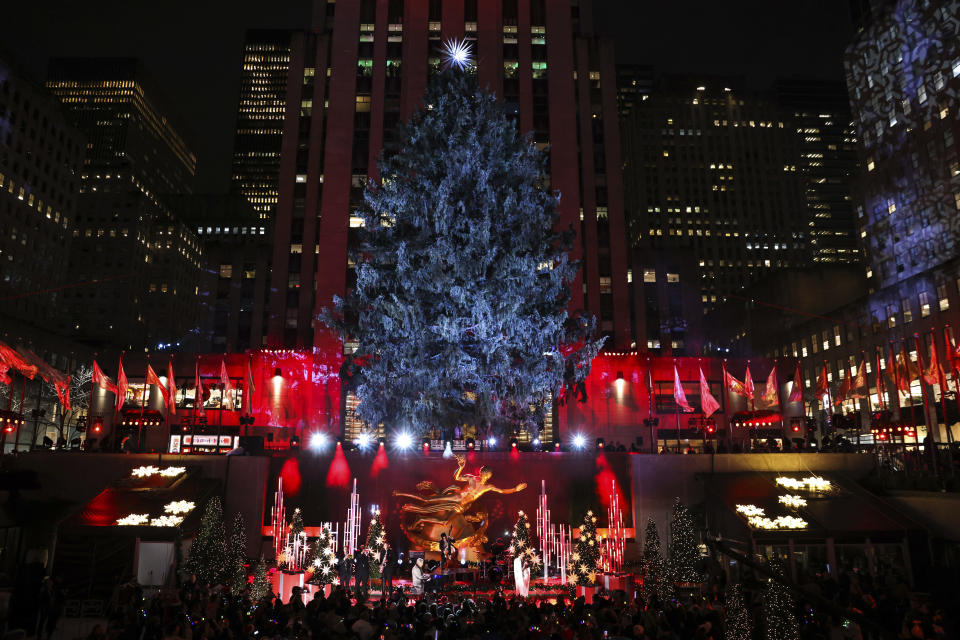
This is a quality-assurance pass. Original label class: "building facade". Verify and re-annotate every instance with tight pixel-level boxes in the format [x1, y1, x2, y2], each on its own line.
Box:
[168, 194, 272, 353]
[0, 50, 83, 334]
[620, 77, 810, 317]
[230, 0, 631, 352]
[46, 59, 209, 352]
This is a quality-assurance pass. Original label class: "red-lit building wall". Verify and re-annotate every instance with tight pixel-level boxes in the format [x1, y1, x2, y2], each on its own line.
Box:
[253, 0, 631, 351]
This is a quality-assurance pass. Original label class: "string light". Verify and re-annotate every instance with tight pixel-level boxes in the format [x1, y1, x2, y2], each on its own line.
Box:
[775, 476, 831, 492]
[441, 38, 473, 71]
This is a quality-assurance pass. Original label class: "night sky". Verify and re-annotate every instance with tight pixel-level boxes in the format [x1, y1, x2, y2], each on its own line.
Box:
[0, 1, 853, 193]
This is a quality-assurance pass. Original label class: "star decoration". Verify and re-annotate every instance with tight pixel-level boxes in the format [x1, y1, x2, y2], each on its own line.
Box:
[441, 38, 473, 71]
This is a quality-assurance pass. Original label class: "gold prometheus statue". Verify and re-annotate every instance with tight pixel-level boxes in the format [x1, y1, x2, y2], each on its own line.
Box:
[394, 454, 526, 552]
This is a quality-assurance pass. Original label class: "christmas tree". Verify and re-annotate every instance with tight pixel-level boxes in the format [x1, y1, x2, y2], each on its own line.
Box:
[307, 525, 338, 586]
[569, 510, 601, 586]
[186, 496, 227, 585]
[761, 559, 799, 640]
[510, 510, 543, 575]
[668, 499, 701, 585]
[724, 583, 751, 640]
[227, 513, 248, 595]
[641, 517, 672, 601]
[250, 556, 270, 604]
[320, 66, 604, 437]
[365, 510, 386, 580]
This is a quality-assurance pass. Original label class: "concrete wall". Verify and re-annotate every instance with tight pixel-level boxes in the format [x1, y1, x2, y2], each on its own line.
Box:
[885, 491, 960, 541]
[630, 453, 877, 543]
[6, 452, 270, 559]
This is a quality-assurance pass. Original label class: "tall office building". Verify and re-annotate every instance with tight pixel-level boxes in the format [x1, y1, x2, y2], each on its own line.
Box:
[46, 59, 209, 351]
[0, 49, 84, 335]
[845, 0, 960, 291]
[233, 0, 631, 352]
[775, 78, 861, 265]
[231, 30, 295, 220]
[620, 77, 809, 317]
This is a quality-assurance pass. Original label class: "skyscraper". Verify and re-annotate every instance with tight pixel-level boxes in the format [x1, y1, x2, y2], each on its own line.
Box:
[231, 0, 631, 352]
[0, 49, 84, 337]
[46, 59, 209, 351]
[620, 78, 809, 316]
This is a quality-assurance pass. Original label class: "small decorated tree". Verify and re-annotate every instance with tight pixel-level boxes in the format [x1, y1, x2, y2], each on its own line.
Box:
[227, 513, 248, 595]
[762, 559, 799, 640]
[668, 499, 701, 585]
[365, 510, 386, 580]
[307, 525, 338, 586]
[186, 497, 227, 585]
[724, 583, 751, 640]
[570, 510, 601, 587]
[250, 556, 270, 604]
[642, 517, 672, 601]
[510, 510, 543, 575]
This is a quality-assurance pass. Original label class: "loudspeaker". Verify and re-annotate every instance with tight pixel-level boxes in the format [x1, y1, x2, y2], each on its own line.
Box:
[238, 435, 265, 455]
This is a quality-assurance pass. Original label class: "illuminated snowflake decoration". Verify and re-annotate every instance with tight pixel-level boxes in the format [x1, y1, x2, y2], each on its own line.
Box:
[164, 500, 196, 515]
[131, 465, 186, 479]
[736, 504, 807, 530]
[160, 466, 186, 477]
[778, 494, 808, 509]
[441, 38, 473, 71]
[150, 515, 184, 527]
[775, 476, 831, 492]
[131, 466, 160, 478]
[117, 513, 150, 526]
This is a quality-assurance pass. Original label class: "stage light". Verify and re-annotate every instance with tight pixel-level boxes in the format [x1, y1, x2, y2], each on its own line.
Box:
[510, 438, 518, 449]
[572, 434, 586, 450]
[596, 438, 605, 450]
[395, 432, 414, 450]
[309, 432, 328, 451]
[466, 437, 475, 449]
[355, 432, 372, 449]
[422, 438, 430, 451]
[532, 437, 540, 446]
[487, 436, 496, 447]
[378, 437, 386, 448]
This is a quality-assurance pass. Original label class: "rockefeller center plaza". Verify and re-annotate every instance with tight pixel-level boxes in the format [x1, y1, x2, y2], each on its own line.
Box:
[5, 1, 960, 639]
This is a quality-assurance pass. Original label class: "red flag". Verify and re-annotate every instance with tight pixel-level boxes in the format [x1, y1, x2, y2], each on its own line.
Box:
[194, 360, 205, 417]
[814, 363, 829, 397]
[673, 364, 693, 412]
[888, 343, 902, 394]
[146, 364, 170, 407]
[744, 366, 755, 401]
[116, 359, 128, 413]
[788, 361, 803, 403]
[848, 360, 867, 399]
[897, 345, 917, 392]
[245, 357, 256, 416]
[167, 359, 177, 416]
[724, 364, 747, 398]
[921, 337, 947, 389]
[875, 349, 887, 404]
[835, 371, 852, 405]
[699, 366, 720, 417]
[759, 366, 779, 409]
[92, 360, 118, 394]
[0, 364, 10, 386]
[0, 341, 38, 379]
[220, 360, 233, 409]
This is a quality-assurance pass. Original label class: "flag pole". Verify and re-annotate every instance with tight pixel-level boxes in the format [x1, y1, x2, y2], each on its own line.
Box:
[932, 328, 952, 446]
[722, 359, 732, 446]
[875, 346, 886, 412]
[113, 351, 125, 451]
[775, 359, 784, 437]
[824, 361, 834, 441]
[946, 325, 960, 436]
[674, 359, 680, 453]
[90, 352, 98, 437]
[166, 355, 172, 449]
[900, 341, 918, 432]
[646, 357, 655, 453]
[140, 354, 149, 451]
[914, 333, 935, 443]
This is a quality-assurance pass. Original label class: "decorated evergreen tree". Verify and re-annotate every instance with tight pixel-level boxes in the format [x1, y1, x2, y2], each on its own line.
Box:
[290, 507, 304, 538]
[365, 510, 386, 580]
[724, 583, 751, 640]
[227, 513, 248, 595]
[762, 560, 799, 640]
[307, 525, 338, 586]
[668, 499, 702, 585]
[570, 510, 601, 586]
[510, 510, 543, 575]
[641, 517, 672, 601]
[320, 64, 604, 437]
[186, 496, 227, 585]
[250, 556, 270, 604]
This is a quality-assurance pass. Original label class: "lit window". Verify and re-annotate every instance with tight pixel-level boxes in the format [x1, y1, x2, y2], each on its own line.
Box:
[902, 297, 913, 323]
[296, 174, 307, 183]
[666, 273, 679, 283]
[219, 264, 233, 279]
[938, 284, 950, 311]
[300, 99, 313, 116]
[919, 292, 931, 318]
[643, 269, 656, 283]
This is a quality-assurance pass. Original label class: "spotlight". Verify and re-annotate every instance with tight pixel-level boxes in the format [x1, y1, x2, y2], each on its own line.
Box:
[309, 432, 328, 450]
[572, 434, 586, 450]
[422, 437, 430, 451]
[290, 435, 300, 450]
[378, 437, 386, 448]
[554, 442, 560, 451]
[336, 438, 343, 447]
[596, 437, 605, 450]
[532, 437, 540, 446]
[395, 432, 413, 450]
[487, 436, 496, 447]
[466, 437, 475, 449]
[510, 438, 518, 449]
[355, 432, 372, 449]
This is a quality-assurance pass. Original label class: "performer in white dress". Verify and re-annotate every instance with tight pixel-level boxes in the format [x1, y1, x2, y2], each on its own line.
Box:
[513, 555, 530, 597]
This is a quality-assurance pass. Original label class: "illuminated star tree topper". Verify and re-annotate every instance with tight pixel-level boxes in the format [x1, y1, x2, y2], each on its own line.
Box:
[441, 38, 473, 71]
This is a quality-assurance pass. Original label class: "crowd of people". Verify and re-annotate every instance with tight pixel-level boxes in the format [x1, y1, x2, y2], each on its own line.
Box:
[74, 559, 954, 640]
